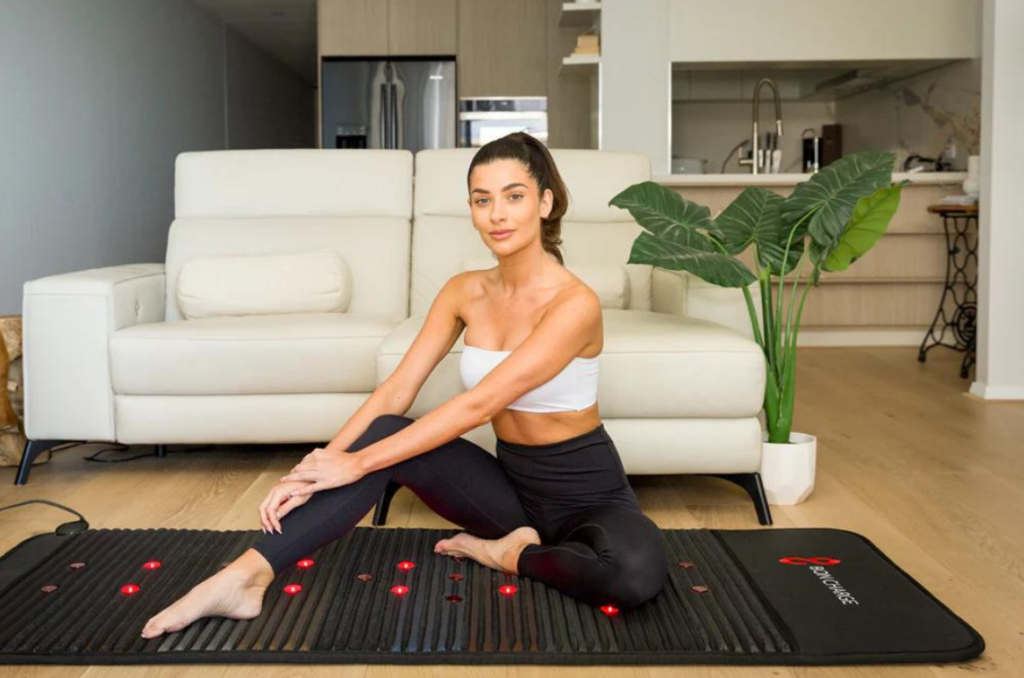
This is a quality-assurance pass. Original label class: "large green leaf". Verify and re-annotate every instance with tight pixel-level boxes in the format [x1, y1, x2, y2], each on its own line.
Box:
[609, 181, 754, 286]
[628, 232, 756, 287]
[822, 184, 904, 272]
[609, 181, 719, 249]
[715, 186, 802, 276]
[781, 151, 895, 252]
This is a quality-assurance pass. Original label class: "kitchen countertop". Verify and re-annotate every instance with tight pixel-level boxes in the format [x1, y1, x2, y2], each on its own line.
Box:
[654, 171, 968, 187]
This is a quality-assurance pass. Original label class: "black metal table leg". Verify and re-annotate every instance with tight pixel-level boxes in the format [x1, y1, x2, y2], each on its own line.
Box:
[919, 205, 979, 379]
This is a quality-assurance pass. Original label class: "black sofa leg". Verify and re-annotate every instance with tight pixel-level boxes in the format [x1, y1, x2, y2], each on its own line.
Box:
[372, 480, 403, 527]
[155, 445, 167, 458]
[706, 472, 773, 526]
[14, 439, 65, 486]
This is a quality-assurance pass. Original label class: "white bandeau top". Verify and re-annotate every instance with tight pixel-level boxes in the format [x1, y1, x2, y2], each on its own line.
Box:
[459, 345, 599, 413]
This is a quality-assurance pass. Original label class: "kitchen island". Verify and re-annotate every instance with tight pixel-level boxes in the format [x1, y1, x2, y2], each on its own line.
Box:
[651, 171, 970, 346]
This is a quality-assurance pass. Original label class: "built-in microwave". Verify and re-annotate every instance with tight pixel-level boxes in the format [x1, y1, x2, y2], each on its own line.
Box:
[458, 97, 548, 147]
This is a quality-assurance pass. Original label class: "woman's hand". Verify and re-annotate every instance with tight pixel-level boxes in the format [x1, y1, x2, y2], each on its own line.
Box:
[279, 447, 367, 496]
[259, 480, 312, 534]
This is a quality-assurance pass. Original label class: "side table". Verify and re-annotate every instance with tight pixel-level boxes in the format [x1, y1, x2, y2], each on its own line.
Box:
[918, 205, 979, 379]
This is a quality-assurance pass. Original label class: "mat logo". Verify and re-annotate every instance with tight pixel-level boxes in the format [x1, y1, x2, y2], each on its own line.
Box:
[779, 556, 859, 606]
[778, 556, 841, 566]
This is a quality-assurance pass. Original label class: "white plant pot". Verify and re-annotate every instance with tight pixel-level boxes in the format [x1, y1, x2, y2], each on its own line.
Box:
[760, 432, 817, 505]
[962, 155, 980, 197]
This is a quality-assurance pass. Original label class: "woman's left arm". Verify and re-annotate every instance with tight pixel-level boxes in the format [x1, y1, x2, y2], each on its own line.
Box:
[282, 287, 600, 496]
[281, 390, 490, 495]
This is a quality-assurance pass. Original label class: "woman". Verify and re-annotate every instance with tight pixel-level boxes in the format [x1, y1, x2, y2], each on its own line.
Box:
[141, 132, 669, 640]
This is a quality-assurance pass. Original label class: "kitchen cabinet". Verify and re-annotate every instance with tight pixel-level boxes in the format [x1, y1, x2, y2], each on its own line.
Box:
[669, 0, 979, 64]
[457, 0, 548, 97]
[319, 0, 388, 56]
[319, 0, 456, 57]
[388, 0, 457, 55]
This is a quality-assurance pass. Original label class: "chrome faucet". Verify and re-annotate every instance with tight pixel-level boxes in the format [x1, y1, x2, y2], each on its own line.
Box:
[738, 78, 783, 175]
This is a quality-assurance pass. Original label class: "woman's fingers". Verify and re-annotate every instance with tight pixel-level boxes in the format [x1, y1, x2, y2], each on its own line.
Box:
[280, 472, 315, 483]
[258, 495, 272, 533]
[289, 483, 322, 498]
[276, 494, 306, 521]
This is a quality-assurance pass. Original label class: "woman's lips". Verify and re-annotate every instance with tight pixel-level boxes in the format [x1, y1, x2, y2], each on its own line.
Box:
[491, 230, 513, 239]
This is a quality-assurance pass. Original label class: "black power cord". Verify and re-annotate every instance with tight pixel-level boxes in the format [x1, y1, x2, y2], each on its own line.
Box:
[0, 499, 89, 535]
[81, 443, 216, 463]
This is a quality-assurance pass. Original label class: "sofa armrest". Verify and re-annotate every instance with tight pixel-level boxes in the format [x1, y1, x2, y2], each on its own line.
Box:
[651, 267, 763, 341]
[23, 264, 165, 441]
[650, 267, 688, 316]
[685, 275, 762, 341]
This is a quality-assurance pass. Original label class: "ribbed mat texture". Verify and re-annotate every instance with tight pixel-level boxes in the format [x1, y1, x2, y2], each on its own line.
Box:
[0, 527, 984, 665]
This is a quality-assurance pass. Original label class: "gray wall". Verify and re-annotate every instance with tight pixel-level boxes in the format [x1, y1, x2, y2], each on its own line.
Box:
[0, 0, 315, 315]
[226, 29, 316, 150]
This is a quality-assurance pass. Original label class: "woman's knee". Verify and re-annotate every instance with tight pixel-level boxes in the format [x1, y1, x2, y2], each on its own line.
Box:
[599, 514, 669, 609]
[349, 414, 414, 452]
[604, 543, 669, 609]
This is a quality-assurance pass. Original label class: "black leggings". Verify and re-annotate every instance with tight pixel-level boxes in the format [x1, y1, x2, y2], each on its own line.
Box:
[252, 414, 669, 610]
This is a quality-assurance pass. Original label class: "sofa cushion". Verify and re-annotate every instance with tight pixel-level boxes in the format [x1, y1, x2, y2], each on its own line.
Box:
[460, 257, 631, 309]
[177, 249, 352, 320]
[377, 309, 765, 418]
[110, 313, 398, 395]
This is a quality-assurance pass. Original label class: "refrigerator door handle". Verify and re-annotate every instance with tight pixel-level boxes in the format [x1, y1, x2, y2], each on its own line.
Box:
[379, 82, 389, 148]
[390, 82, 399, 150]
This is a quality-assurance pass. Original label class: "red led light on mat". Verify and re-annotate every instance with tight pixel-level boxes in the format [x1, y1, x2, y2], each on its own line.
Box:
[284, 584, 303, 595]
[600, 605, 619, 617]
[391, 585, 410, 596]
[297, 559, 315, 569]
[498, 585, 517, 596]
[121, 584, 140, 595]
[142, 561, 161, 570]
[397, 561, 415, 571]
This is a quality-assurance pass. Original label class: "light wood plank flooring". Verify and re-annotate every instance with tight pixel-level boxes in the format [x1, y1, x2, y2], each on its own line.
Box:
[1, 347, 1021, 677]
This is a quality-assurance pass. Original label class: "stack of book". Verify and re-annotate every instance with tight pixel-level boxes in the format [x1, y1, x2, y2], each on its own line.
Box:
[571, 31, 599, 57]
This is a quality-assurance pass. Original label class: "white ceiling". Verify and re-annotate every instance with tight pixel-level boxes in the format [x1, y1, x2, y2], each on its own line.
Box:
[192, 0, 318, 83]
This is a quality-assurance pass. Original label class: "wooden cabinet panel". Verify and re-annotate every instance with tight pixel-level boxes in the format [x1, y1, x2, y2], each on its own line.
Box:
[546, 0, 593, 149]
[457, 0, 548, 97]
[389, 0, 457, 55]
[319, 0, 388, 56]
[783, 282, 956, 327]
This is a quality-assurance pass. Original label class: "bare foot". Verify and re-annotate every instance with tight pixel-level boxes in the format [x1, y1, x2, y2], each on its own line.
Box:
[140, 549, 275, 640]
[434, 526, 541, 574]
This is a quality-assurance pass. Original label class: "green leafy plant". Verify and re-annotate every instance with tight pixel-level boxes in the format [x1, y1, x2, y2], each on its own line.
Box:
[609, 152, 907, 444]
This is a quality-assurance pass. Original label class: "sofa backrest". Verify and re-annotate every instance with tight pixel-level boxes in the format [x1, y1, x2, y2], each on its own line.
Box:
[410, 148, 658, 317]
[165, 149, 413, 323]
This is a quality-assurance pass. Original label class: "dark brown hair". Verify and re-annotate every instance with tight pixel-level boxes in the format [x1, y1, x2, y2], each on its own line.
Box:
[466, 132, 570, 265]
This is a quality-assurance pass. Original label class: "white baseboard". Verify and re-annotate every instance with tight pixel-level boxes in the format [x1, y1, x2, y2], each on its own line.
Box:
[795, 327, 928, 347]
[968, 382, 1024, 401]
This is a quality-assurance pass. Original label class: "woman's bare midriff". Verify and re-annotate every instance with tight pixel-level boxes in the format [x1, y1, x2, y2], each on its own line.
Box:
[459, 268, 603, 447]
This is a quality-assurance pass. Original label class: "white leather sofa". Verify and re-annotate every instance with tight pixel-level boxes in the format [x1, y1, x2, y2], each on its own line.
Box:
[17, 148, 770, 524]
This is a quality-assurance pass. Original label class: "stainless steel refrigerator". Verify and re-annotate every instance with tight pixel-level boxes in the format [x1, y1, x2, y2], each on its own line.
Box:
[321, 57, 457, 152]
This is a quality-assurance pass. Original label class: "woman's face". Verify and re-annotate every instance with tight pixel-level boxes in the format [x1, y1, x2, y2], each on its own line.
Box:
[467, 159, 553, 253]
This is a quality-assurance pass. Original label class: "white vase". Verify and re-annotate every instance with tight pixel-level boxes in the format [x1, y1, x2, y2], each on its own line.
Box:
[962, 155, 980, 197]
[760, 432, 817, 505]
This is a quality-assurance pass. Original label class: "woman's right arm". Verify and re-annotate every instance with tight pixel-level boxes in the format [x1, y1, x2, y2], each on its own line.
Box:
[320, 273, 468, 454]
[321, 383, 411, 453]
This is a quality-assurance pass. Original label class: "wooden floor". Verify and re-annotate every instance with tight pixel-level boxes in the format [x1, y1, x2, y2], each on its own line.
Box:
[1, 347, 1021, 677]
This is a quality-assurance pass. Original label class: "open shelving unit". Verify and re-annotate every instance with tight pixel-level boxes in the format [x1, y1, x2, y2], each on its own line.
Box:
[558, 2, 601, 74]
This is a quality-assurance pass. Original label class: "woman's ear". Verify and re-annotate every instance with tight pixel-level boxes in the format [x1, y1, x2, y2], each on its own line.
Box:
[541, 188, 554, 219]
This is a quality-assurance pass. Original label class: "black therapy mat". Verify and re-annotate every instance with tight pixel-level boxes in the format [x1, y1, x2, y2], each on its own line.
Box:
[0, 527, 984, 666]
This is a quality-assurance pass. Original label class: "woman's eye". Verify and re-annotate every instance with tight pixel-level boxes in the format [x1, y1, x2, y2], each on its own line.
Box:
[475, 199, 488, 206]
[510, 194, 523, 200]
